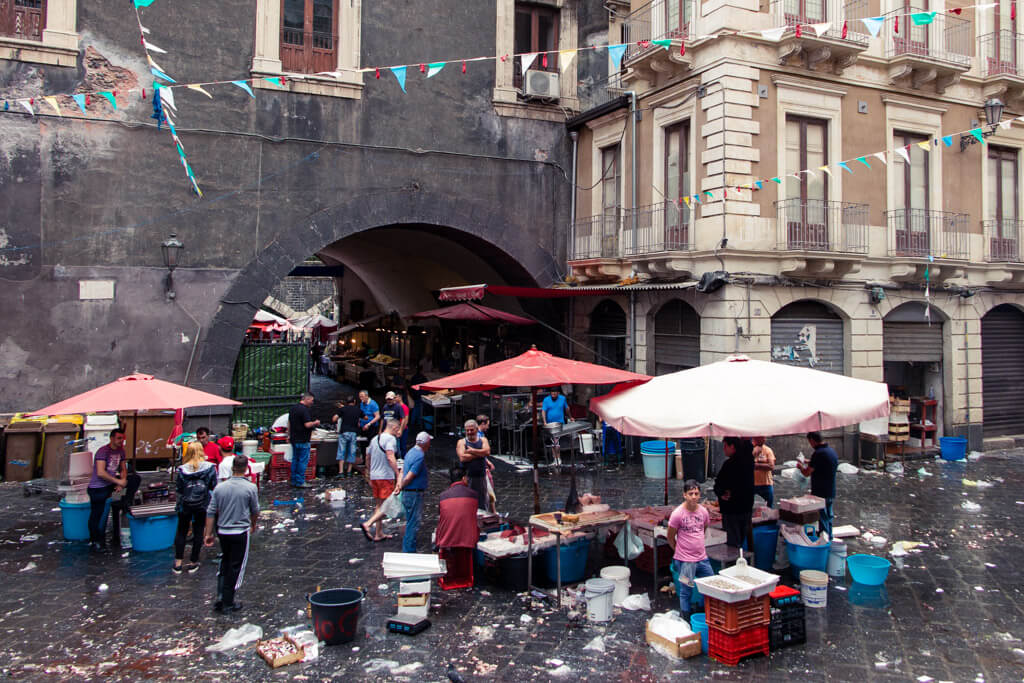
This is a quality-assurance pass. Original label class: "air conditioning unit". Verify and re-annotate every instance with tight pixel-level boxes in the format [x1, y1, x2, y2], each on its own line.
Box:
[524, 70, 560, 99]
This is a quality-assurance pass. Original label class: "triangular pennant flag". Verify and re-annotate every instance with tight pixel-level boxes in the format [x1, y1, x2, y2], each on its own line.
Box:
[263, 76, 284, 88]
[999, 119, 1012, 130]
[940, 135, 951, 146]
[143, 39, 167, 54]
[158, 85, 176, 110]
[99, 91, 117, 109]
[391, 66, 407, 92]
[426, 62, 444, 78]
[150, 67, 176, 83]
[976, 3, 997, 11]
[521, 53, 538, 76]
[608, 44, 628, 71]
[761, 27, 786, 41]
[910, 11, 937, 25]
[837, 161, 852, 173]
[818, 165, 832, 176]
[854, 156, 870, 168]
[755, 180, 763, 189]
[894, 146, 911, 163]
[916, 141, 930, 151]
[811, 22, 831, 37]
[861, 16, 884, 37]
[771, 177, 782, 184]
[232, 80, 256, 98]
[20, 99, 34, 115]
[133, 0, 157, 7]
[651, 39, 672, 50]
[43, 96, 61, 116]
[559, 50, 576, 73]
[873, 151, 888, 164]
[187, 84, 213, 98]
[970, 128, 985, 143]
[682, 196, 691, 207]
[71, 93, 87, 115]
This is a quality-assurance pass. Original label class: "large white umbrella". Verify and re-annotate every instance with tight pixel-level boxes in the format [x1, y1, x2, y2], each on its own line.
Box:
[591, 355, 890, 438]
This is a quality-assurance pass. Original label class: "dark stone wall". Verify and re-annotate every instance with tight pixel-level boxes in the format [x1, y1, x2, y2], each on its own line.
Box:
[0, 1, 606, 410]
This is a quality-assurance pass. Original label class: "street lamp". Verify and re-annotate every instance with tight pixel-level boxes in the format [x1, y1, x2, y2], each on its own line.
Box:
[961, 98, 1005, 151]
[161, 232, 184, 300]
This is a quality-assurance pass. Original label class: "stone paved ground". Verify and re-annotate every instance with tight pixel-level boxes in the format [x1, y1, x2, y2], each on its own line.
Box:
[1, 426, 1022, 681]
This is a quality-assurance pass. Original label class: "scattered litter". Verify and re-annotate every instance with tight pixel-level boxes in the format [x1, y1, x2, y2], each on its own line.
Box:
[207, 623, 263, 652]
[19, 534, 40, 542]
[985, 563, 997, 568]
[835, 585, 847, 591]
[885, 462, 904, 475]
[832, 525, 859, 538]
[974, 586, 985, 592]
[962, 479, 994, 489]
[470, 625, 494, 641]
[967, 451, 983, 461]
[158, 646, 194, 657]
[935, 588, 944, 594]
[121, 552, 129, 558]
[870, 535, 887, 548]
[783, 460, 798, 468]
[995, 632, 1017, 642]
[19, 562, 36, 572]
[961, 501, 981, 512]
[861, 531, 874, 542]
[1012, 648, 1024, 661]
[479, 590, 491, 597]
[363, 659, 400, 674]
[97, 583, 108, 592]
[621, 593, 652, 611]
[917, 676, 935, 682]
[377, 583, 388, 591]
[349, 557, 363, 564]
[545, 658, 564, 667]
[549, 665, 573, 677]
[583, 635, 606, 653]
[837, 463, 859, 474]
[917, 468, 932, 477]
[520, 614, 533, 624]
[392, 662, 423, 675]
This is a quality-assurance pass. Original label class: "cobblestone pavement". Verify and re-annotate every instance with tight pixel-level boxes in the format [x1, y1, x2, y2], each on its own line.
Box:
[0, 428, 1022, 681]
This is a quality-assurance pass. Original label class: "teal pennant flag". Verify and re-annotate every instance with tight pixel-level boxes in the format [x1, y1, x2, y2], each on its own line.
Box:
[264, 77, 284, 88]
[150, 67, 175, 83]
[861, 16, 884, 37]
[651, 39, 672, 50]
[71, 94, 87, 115]
[99, 91, 117, 110]
[391, 66, 407, 92]
[856, 156, 871, 168]
[970, 128, 985, 143]
[771, 177, 781, 184]
[911, 12, 936, 25]
[838, 162, 852, 173]
[608, 44, 628, 71]
[426, 62, 445, 78]
[755, 180, 763, 190]
[133, 0, 157, 7]
[232, 81, 255, 98]
[692, 194, 701, 204]
[942, 135, 952, 147]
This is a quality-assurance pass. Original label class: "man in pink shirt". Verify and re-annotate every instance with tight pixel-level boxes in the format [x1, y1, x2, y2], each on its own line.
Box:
[666, 480, 712, 621]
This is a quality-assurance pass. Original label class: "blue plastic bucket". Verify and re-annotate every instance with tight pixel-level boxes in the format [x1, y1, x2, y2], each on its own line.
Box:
[939, 436, 967, 461]
[542, 537, 591, 583]
[689, 613, 709, 653]
[846, 554, 891, 586]
[127, 514, 177, 552]
[641, 440, 673, 478]
[59, 498, 111, 541]
[753, 523, 780, 572]
[786, 540, 831, 574]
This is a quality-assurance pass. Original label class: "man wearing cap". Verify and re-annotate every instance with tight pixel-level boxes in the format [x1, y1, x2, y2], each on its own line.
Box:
[395, 431, 432, 553]
[380, 391, 409, 453]
[216, 436, 237, 482]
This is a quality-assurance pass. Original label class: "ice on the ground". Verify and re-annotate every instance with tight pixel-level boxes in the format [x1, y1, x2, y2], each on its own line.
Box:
[583, 635, 606, 653]
[961, 501, 981, 512]
[550, 664, 573, 677]
[545, 658, 564, 667]
[19, 534, 40, 542]
[97, 583, 108, 592]
[520, 614, 532, 624]
[19, 562, 36, 572]
[968, 451, 983, 461]
[838, 463, 859, 474]
[917, 468, 932, 476]
[206, 623, 262, 652]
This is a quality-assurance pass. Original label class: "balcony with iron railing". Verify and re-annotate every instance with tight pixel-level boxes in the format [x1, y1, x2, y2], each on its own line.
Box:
[571, 210, 625, 260]
[769, 0, 871, 72]
[570, 202, 695, 261]
[886, 208, 970, 260]
[979, 31, 1024, 100]
[620, 0, 694, 80]
[983, 218, 1024, 263]
[775, 198, 870, 254]
[883, 8, 970, 91]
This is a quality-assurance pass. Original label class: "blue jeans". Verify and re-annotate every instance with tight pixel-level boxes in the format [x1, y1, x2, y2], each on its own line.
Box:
[672, 558, 714, 617]
[401, 491, 423, 553]
[88, 485, 114, 545]
[410, 399, 423, 430]
[753, 484, 774, 508]
[819, 498, 834, 540]
[337, 432, 357, 463]
[290, 442, 311, 486]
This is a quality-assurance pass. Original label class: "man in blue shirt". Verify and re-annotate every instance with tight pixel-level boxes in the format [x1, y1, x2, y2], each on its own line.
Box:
[395, 431, 432, 553]
[541, 388, 569, 467]
[797, 431, 839, 539]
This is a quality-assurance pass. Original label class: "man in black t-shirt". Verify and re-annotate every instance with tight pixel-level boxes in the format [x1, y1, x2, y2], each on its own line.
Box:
[288, 393, 320, 488]
[798, 431, 839, 539]
[332, 396, 364, 477]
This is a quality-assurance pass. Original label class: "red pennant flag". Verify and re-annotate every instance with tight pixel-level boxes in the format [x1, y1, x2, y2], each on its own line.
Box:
[724, 189, 728, 199]
[376, 67, 381, 79]
[29, 98, 34, 105]
[419, 63, 425, 73]
[842, 21, 847, 39]
[281, 75, 287, 85]
[85, 95, 91, 106]
[542, 53, 548, 68]
[113, 90, 117, 98]
[795, 24, 802, 37]
[949, 7, 962, 14]
[141, 88, 146, 100]
[894, 15, 899, 33]
[462, 61, 467, 74]
[500, 54, 507, 62]
[680, 42, 686, 56]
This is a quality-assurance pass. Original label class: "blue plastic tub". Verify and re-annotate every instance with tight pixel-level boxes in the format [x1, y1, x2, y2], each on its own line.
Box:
[846, 554, 891, 586]
[753, 523, 780, 572]
[689, 613, 709, 654]
[641, 441, 673, 479]
[939, 436, 967, 461]
[542, 537, 591, 584]
[786, 540, 831, 574]
[127, 513, 177, 552]
[59, 498, 111, 541]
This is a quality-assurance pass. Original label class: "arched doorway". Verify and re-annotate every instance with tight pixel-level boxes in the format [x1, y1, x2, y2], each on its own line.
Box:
[770, 300, 844, 374]
[588, 299, 627, 368]
[883, 302, 946, 443]
[982, 304, 1024, 436]
[652, 299, 700, 374]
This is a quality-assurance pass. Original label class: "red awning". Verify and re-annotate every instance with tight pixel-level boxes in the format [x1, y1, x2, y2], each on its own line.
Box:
[438, 282, 696, 300]
[409, 302, 534, 325]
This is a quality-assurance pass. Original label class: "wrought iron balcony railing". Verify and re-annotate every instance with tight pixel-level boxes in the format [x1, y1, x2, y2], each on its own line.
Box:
[983, 218, 1024, 262]
[886, 208, 970, 259]
[775, 198, 870, 254]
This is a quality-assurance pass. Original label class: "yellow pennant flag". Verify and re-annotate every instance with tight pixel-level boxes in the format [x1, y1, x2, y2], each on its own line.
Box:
[818, 165, 832, 176]
[187, 84, 213, 98]
[682, 196, 691, 207]
[916, 141, 931, 151]
[44, 96, 61, 116]
[559, 50, 575, 74]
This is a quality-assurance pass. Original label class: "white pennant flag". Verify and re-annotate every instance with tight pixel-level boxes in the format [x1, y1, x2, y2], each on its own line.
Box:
[521, 52, 538, 76]
[559, 50, 575, 74]
[20, 99, 34, 115]
[761, 27, 786, 41]
[873, 151, 887, 165]
[999, 119, 1012, 130]
[143, 39, 167, 54]
[810, 22, 831, 37]
[158, 85, 176, 110]
[140, 24, 150, 34]
[894, 146, 911, 164]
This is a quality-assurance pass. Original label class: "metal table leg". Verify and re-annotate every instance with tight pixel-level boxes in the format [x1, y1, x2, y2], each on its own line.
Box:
[555, 530, 562, 608]
[527, 526, 533, 594]
[652, 534, 658, 598]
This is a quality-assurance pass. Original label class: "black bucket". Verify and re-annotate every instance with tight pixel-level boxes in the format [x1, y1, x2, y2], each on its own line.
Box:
[308, 588, 364, 645]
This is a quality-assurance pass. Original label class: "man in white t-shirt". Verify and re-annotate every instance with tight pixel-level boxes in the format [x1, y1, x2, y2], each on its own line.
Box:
[360, 419, 401, 542]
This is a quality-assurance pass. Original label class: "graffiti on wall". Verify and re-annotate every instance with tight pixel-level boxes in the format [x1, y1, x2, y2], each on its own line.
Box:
[772, 324, 830, 369]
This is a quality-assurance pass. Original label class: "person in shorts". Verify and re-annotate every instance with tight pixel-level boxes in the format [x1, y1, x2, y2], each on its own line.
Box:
[667, 480, 712, 621]
[332, 395, 363, 477]
[360, 419, 401, 542]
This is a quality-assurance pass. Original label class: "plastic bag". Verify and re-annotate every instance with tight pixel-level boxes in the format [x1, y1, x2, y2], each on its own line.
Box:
[381, 491, 405, 519]
[206, 623, 263, 652]
[621, 593, 652, 611]
[613, 526, 644, 561]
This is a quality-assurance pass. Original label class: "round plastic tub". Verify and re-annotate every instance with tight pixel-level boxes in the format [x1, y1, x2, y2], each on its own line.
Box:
[846, 553, 891, 586]
[939, 436, 967, 461]
[641, 441, 673, 479]
[127, 513, 177, 552]
[59, 498, 111, 541]
[786, 539, 831, 574]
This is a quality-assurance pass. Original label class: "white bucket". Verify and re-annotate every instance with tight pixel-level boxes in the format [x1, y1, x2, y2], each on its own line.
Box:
[242, 440, 259, 456]
[584, 578, 615, 622]
[272, 443, 293, 462]
[600, 566, 631, 607]
[800, 569, 828, 608]
[827, 539, 847, 578]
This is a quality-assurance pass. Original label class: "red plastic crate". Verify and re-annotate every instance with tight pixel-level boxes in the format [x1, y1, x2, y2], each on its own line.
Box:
[439, 547, 474, 590]
[708, 625, 770, 666]
[704, 595, 770, 634]
[268, 457, 315, 482]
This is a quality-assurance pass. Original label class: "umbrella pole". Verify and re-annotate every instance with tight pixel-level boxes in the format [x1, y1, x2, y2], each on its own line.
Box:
[531, 387, 540, 514]
[664, 438, 669, 506]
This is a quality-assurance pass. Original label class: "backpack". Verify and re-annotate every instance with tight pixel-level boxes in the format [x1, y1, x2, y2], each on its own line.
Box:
[180, 467, 212, 508]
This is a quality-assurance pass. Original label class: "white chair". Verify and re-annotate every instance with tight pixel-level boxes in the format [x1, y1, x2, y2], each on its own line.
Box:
[577, 431, 600, 463]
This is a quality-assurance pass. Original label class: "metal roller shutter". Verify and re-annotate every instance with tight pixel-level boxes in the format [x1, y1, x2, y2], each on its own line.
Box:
[771, 301, 844, 375]
[982, 305, 1024, 436]
[882, 322, 943, 362]
[654, 299, 700, 373]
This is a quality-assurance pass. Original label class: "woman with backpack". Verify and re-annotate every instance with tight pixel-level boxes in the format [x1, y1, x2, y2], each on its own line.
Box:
[174, 441, 218, 573]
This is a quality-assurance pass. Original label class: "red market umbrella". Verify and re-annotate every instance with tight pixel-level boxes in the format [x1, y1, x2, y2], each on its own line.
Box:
[409, 302, 535, 325]
[415, 346, 649, 512]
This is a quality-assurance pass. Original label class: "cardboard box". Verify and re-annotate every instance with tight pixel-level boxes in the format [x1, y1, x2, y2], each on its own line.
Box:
[645, 623, 702, 659]
[257, 636, 304, 668]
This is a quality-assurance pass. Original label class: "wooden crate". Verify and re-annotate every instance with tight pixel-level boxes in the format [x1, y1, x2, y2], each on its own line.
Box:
[257, 636, 303, 668]
[645, 623, 702, 659]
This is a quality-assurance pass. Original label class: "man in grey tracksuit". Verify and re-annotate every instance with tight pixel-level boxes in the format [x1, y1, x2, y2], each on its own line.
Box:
[204, 455, 259, 612]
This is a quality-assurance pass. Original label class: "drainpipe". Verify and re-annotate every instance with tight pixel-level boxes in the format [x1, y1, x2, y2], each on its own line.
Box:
[628, 90, 638, 371]
[569, 130, 578, 258]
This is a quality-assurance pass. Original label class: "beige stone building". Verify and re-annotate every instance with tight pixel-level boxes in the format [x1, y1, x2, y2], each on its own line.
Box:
[566, 0, 1024, 452]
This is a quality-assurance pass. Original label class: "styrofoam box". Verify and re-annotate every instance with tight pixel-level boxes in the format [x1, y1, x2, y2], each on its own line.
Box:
[719, 557, 780, 598]
[779, 495, 826, 514]
[694, 574, 754, 603]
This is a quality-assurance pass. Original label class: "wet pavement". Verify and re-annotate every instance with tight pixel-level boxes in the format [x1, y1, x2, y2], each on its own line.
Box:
[1, 413, 1023, 680]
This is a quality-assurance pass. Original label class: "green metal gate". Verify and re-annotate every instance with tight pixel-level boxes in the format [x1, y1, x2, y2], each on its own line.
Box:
[230, 341, 310, 430]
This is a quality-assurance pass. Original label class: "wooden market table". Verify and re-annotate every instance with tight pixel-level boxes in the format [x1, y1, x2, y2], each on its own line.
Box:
[526, 509, 630, 607]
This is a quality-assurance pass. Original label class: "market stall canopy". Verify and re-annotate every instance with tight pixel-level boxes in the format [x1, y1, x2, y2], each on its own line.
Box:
[252, 310, 289, 324]
[327, 313, 386, 339]
[590, 355, 890, 438]
[289, 314, 338, 330]
[409, 302, 535, 325]
[413, 345, 650, 392]
[29, 373, 242, 415]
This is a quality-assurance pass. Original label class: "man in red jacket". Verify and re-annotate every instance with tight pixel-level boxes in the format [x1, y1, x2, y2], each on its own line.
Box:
[436, 466, 479, 551]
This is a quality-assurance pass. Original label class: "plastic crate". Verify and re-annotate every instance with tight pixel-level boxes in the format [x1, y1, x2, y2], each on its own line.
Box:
[769, 611, 806, 649]
[708, 625, 770, 666]
[704, 594, 770, 634]
[769, 584, 801, 605]
[439, 547, 474, 590]
[542, 537, 591, 584]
